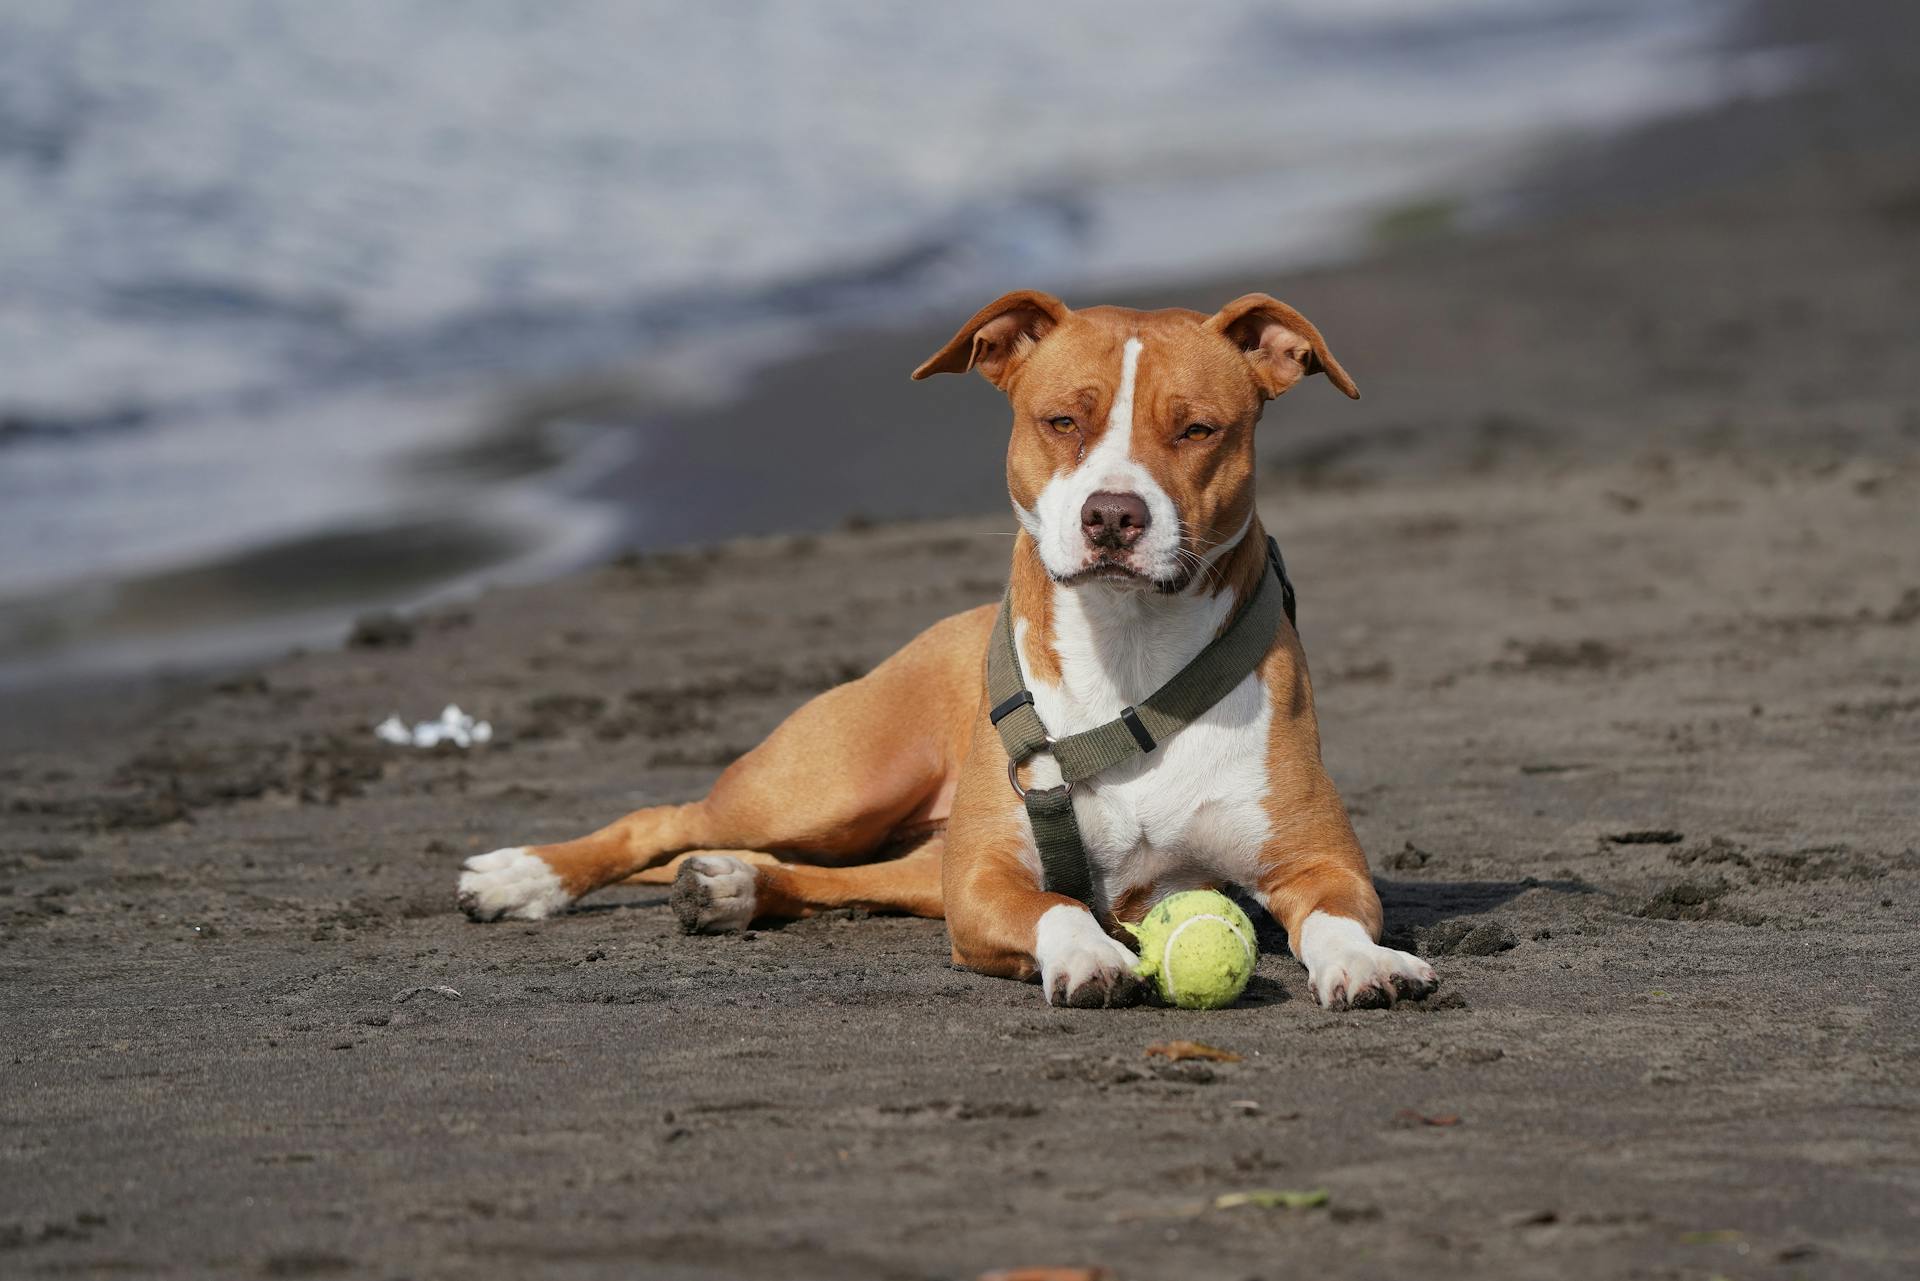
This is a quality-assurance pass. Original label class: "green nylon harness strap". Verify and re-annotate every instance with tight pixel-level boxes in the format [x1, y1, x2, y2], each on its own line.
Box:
[986, 537, 1298, 903]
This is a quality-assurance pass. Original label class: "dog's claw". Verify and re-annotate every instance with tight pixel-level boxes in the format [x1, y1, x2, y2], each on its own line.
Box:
[1034, 905, 1141, 1009]
[1060, 968, 1143, 1009]
[1349, 981, 1394, 1010]
[1391, 970, 1439, 1003]
[1303, 914, 1439, 1012]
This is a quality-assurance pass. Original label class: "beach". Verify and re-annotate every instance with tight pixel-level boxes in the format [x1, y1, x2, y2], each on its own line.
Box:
[4, 4, 1920, 1277]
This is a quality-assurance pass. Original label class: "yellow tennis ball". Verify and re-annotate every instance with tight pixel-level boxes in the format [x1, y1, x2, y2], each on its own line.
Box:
[1127, 889, 1257, 1009]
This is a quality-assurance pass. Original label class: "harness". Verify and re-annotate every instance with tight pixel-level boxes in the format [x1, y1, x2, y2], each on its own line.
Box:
[985, 536, 1298, 904]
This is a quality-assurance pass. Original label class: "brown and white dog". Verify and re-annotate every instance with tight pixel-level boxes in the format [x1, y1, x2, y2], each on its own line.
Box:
[457, 289, 1438, 1011]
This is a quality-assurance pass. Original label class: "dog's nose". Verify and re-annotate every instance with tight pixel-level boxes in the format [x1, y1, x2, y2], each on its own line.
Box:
[1080, 490, 1151, 550]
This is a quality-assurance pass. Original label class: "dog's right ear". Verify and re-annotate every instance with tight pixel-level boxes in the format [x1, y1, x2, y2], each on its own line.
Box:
[911, 290, 1071, 390]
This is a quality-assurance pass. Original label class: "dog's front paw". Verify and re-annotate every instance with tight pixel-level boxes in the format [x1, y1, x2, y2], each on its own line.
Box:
[671, 855, 758, 934]
[457, 846, 573, 922]
[1034, 904, 1143, 1008]
[1299, 911, 1437, 1010]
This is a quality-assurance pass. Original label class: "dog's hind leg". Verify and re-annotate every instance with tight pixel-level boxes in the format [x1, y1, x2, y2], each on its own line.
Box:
[670, 838, 946, 933]
[618, 850, 779, 886]
[456, 606, 992, 922]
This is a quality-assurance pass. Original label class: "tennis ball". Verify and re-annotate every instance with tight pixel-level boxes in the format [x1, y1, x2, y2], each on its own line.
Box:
[1126, 889, 1257, 1009]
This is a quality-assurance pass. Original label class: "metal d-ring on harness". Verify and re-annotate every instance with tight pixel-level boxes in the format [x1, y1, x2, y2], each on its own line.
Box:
[985, 536, 1299, 904]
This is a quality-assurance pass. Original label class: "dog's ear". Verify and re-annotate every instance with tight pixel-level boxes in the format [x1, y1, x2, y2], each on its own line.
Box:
[1207, 294, 1359, 401]
[911, 290, 1071, 390]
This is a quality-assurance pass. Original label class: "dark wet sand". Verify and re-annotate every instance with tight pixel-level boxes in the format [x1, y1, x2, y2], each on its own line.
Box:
[5, 6, 1920, 1278]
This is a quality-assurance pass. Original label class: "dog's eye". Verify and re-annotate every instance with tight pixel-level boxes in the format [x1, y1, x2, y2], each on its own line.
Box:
[1047, 416, 1077, 434]
[1183, 423, 1216, 441]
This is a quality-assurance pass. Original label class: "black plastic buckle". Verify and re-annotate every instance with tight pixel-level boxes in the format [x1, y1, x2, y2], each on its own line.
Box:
[1118, 705, 1156, 753]
[990, 688, 1035, 726]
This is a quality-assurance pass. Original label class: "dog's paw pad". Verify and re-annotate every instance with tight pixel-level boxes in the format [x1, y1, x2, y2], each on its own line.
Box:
[671, 855, 758, 934]
[457, 847, 573, 922]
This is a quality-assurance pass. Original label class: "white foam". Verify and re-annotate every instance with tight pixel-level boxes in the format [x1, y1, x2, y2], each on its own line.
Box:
[375, 704, 493, 749]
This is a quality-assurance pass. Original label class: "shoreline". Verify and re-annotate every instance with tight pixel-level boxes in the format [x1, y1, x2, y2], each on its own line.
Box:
[8, 36, 1919, 731]
[1, 0, 1870, 692]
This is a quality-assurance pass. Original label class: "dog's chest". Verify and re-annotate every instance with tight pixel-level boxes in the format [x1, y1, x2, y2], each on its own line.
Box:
[1017, 599, 1275, 904]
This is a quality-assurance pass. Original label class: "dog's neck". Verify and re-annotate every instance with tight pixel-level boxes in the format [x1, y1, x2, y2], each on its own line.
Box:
[1007, 516, 1269, 719]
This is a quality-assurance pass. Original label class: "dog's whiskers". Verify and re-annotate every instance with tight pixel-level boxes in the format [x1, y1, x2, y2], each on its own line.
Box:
[1175, 517, 1251, 594]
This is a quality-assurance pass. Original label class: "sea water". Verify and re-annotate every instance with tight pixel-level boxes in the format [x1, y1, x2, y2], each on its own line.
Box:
[0, 0, 1791, 675]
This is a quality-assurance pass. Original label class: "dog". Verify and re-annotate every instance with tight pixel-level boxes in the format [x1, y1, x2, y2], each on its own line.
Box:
[457, 289, 1438, 1011]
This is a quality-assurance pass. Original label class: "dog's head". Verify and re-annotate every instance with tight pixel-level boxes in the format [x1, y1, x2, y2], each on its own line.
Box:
[914, 291, 1357, 593]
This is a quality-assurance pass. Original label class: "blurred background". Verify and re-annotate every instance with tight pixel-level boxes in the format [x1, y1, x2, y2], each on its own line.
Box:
[0, 0, 1882, 684]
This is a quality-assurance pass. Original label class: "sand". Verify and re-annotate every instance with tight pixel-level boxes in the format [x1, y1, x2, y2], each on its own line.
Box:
[5, 6, 1920, 1277]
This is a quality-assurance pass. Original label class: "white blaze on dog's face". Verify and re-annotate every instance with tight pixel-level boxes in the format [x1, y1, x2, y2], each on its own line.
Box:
[913, 291, 1357, 592]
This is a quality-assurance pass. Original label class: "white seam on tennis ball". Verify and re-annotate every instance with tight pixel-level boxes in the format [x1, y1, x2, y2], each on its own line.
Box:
[1160, 912, 1255, 1005]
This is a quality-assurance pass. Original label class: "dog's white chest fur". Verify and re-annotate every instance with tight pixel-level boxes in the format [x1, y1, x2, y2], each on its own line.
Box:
[1016, 587, 1274, 910]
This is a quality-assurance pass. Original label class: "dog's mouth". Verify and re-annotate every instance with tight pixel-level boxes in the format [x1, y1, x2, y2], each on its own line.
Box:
[1056, 559, 1190, 594]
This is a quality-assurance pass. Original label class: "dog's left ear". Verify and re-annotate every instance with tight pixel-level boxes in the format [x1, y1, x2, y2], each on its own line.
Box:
[911, 289, 1072, 390]
[1208, 294, 1359, 401]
